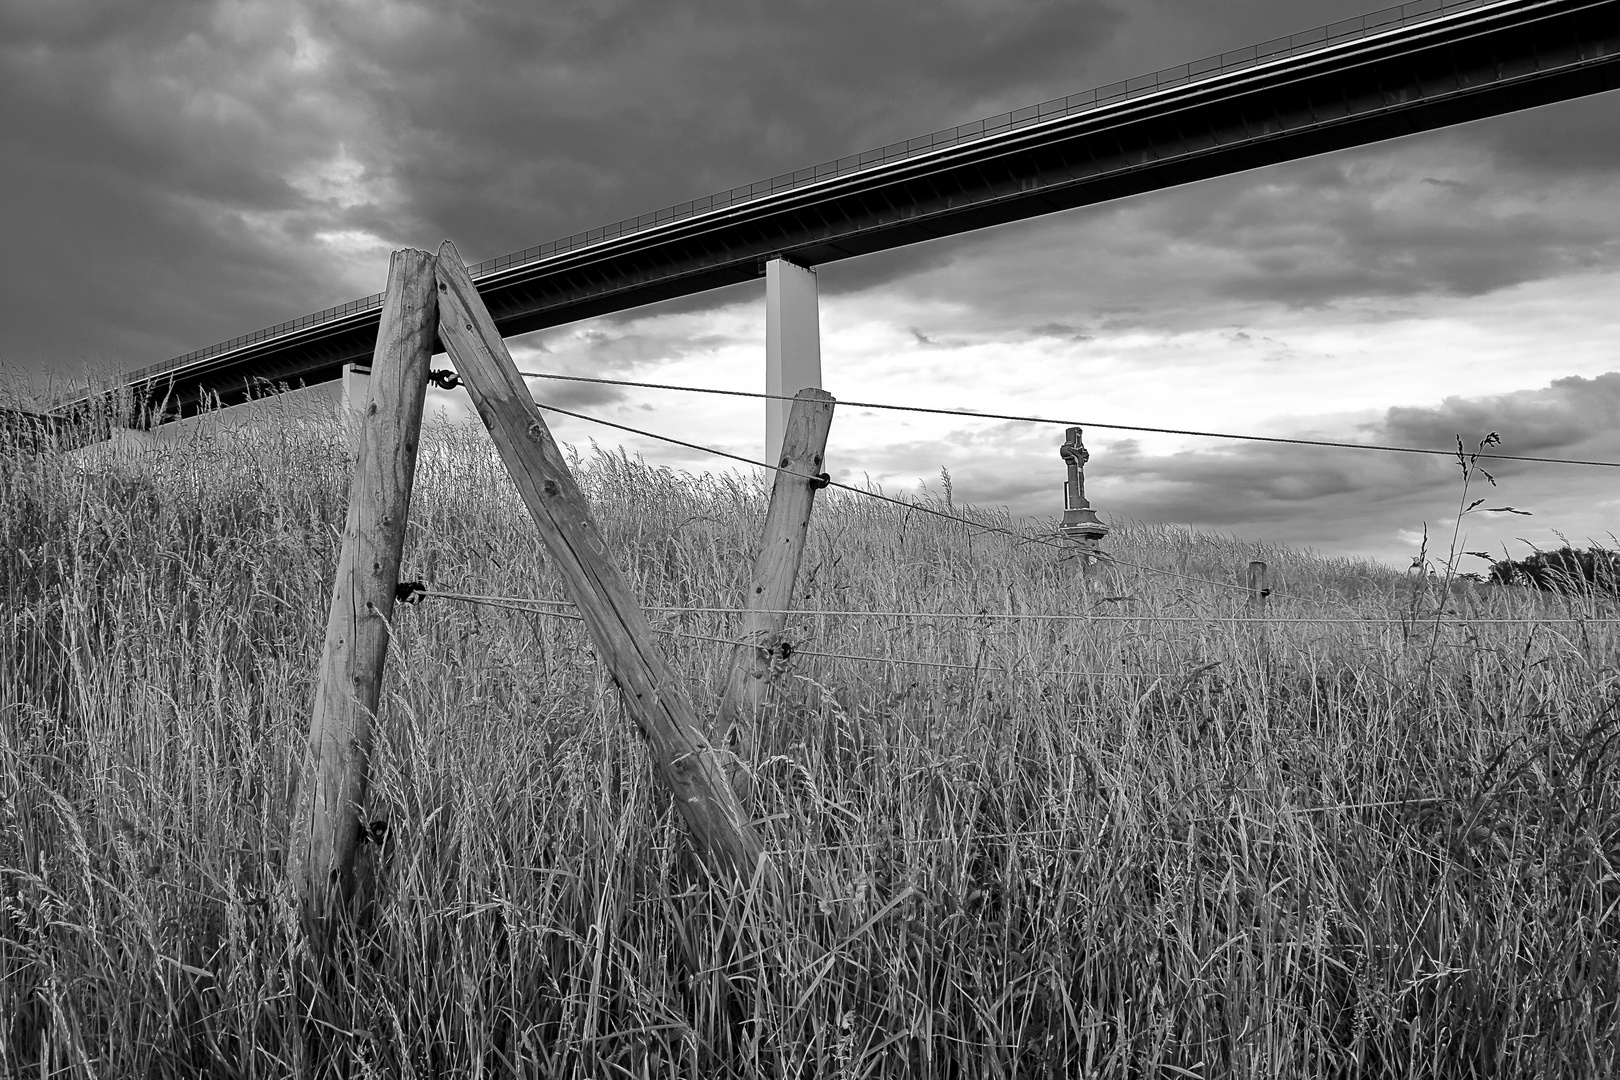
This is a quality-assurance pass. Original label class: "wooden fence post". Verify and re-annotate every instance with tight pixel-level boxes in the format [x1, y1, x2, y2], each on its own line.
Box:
[717, 388, 835, 758]
[1247, 560, 1270, 613]
[431, 241, 769, 884]
[289, 249, 437, 925]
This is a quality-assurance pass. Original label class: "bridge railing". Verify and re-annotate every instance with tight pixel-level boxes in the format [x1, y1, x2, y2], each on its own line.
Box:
[117, 0, 1496, 392]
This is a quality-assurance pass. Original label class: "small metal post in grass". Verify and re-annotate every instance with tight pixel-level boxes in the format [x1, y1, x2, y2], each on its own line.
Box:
[432, 240, 771, 887]
[717, 387, 835, 761]
[1247, 560, 1270, 613]
[289, 248, 436, 929]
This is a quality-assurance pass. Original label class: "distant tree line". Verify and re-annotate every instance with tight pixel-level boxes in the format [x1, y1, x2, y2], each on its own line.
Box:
[1486, 544, 1620, 595]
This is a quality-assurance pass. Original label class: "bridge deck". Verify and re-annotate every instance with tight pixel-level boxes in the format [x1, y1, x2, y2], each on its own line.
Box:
[60, 0, 1620, 423]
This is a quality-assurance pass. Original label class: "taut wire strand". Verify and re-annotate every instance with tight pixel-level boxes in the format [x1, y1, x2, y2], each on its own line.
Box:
[511, 401, 1611, 611]
[514, 371, 1620, 470]
[418, 590, 1619, 626]
[426, 376, 1620, 610]
[418, 591, 1125, 677]
[529, 401, 1074, 553]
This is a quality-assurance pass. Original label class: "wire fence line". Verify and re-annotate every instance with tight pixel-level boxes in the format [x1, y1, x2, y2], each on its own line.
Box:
[524, 398, 1476, 611]
[530, 399, 1356, 608]
[1094, 553, 1334, 608]
[765, 796, 1472, 854]
[417, 590, 1620, 690]
[530, 401, 1076, 557]
[418, 590, 1618, 627]
[510, 795, 1521, 867]
[432, 384, 1616, 612]
[418, 590, 1125, 679]
[515, 371, 1620, 470]
[417, 369, 1617, 627]
[766, 790, 1521, 854]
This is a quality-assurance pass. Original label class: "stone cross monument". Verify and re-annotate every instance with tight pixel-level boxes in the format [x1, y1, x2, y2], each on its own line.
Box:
[1058, 426, 1109, 554]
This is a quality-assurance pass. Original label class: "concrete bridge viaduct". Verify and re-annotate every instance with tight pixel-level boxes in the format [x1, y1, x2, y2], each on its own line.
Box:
[45, 0, 1620, 461]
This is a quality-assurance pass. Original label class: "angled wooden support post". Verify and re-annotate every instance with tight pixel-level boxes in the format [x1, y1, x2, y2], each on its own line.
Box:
[432, 241, 770, 884]
[717, 388, 835, 758]
[290, 248, 436, 926]
[1247, 560, 1270, 614]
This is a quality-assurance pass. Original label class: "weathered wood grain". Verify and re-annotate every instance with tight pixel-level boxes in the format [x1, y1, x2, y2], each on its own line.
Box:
[290, 248, 436, 925]
[717, 388, 835, 757]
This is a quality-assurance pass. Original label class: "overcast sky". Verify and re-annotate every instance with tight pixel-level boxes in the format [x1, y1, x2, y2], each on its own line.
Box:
[3, 0, 1617, 567]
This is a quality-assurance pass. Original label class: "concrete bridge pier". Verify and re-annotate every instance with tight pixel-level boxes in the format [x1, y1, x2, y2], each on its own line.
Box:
[65, 425, 155, 471]
[341, 361, 372, 421]
[340, 361, 372, 458]
[765, 257, 821, 466]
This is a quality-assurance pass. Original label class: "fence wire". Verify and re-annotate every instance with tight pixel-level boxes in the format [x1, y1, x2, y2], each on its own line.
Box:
[516, 371, 1620, 470]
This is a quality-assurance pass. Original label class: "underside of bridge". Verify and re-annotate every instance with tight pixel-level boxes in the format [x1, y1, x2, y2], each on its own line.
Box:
[48, 0, 1620, 433]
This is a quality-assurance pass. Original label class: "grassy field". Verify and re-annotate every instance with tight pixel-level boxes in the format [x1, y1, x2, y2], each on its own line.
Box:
[2, 403, 1617, 1078]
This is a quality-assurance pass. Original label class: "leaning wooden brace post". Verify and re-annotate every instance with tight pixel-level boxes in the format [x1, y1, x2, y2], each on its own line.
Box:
[290, 249, 436, 925]
[432, 241, 769, 884]
[716, 388, 835, 758]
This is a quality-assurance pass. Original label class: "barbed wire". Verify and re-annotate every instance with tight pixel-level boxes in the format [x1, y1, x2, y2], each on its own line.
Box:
[514, 371, 1620, 470]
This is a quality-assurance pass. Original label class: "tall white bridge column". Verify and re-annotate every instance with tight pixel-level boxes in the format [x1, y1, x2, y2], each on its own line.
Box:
[765, 257, 821, 465]
[340, 361, 372, 457]
[341, 361, 372, 417]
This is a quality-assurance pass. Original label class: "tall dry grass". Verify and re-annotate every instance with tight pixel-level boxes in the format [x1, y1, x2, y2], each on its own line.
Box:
[2, 403, 1616, 1078]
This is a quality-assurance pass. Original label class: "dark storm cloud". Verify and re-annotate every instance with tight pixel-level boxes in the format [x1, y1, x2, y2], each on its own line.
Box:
[1092, 440, 1437, 527]
[1472, 92, 1620, 178]
[1, 0, 1129, 382]
[0, 0, 389, 376]
[526, 379, 626, 412]
[1204, 155, 1620, 307]
[839, 132, 1620, 340]
[346, 0, 1125, 254]
[1118, 372, 1620, 519]
[4, 0, 1618, 393]
[1378, 374, 1620, 462]
[523, 321, 740, 378]
[1028, 322, 1094, 342]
